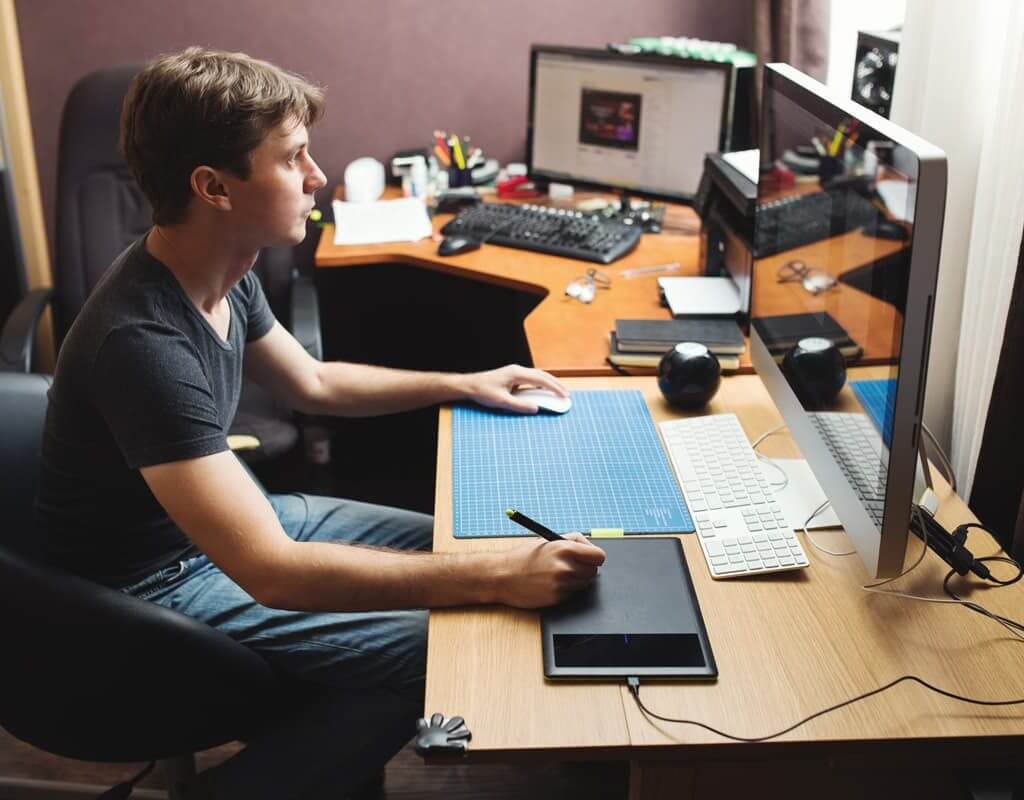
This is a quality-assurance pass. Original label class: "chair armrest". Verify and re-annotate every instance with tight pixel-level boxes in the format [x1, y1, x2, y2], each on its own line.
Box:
[0, 288, 54, 373]
[290, 273, 322, 361]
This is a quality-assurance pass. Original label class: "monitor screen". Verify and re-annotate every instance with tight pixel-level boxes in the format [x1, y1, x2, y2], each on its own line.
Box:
[750, 64, 946, 578]
[528, 46, 731, 203]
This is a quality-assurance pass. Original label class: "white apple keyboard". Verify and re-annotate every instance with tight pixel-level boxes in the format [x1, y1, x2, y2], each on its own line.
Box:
[659, 414, 809, 579]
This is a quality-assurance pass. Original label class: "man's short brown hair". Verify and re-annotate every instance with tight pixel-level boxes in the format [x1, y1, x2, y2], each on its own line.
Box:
[121, 47, 324, 225]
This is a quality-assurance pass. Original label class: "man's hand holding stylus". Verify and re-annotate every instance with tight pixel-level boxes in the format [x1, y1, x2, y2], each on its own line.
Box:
[490, 534, 606, 608]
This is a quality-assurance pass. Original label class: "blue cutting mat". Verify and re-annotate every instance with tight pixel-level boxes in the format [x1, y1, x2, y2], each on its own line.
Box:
[850, 378, 896, 447]
[452, 390, 693, 538]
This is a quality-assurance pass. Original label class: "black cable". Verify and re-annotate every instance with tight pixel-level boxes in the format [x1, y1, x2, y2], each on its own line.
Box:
[626, 523, 1024, 743]
[939, 522, 1024, 634]
[604, 357, 636, 377]
[96, 760, 155, 799]
[626, 675, 1024, 744]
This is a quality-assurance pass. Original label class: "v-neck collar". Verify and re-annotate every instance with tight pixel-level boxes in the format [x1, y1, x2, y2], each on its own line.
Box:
[137, 237, 235, 351]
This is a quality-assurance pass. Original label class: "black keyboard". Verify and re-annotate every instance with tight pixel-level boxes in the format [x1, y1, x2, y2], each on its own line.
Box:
[440, 203, 643, 264]
[755, 189, 881, 257]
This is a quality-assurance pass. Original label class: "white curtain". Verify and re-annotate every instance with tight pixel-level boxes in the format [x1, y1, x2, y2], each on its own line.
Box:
[890, 0, 1024, 496]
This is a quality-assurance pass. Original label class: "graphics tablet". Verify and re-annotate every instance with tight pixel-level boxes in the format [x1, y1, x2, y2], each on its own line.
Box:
[541, 538, 717, 680]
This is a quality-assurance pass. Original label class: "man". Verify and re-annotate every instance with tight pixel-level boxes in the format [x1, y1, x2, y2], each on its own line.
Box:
[35, 47, 605, 799]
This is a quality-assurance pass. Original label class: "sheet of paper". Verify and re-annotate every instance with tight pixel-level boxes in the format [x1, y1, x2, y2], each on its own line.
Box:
[722, 148, 759, 184]
[658, 276, 741, 316]
[876, 179, 914, 223]
[761, 457, 841, 530]
[331, 197, 433, 245]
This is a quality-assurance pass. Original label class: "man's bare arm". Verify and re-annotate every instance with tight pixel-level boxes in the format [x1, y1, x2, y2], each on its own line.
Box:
[243, 321, 568, 417]
[141, 450, 604, 612]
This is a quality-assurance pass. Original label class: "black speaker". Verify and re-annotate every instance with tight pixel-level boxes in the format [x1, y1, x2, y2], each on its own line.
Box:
[657, 343, 722, 410]
[852, 28, 901, 119]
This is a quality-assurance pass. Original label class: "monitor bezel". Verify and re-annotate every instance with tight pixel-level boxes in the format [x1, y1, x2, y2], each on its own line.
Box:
[526, 44, 735, 206]
[751, 63, 947, 579]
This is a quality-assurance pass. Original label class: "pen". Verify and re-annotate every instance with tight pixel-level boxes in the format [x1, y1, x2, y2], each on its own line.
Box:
[829, 123, 845, 157]
[505, 508, 566, 541]
[434, 143, 452, 168]
[433, 130, 451, 160]
[620, 261, 681, 279]
[451, 135, 466, 170]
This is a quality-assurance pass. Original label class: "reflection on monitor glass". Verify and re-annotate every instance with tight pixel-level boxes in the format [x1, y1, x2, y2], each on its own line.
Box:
[751, 81, 920, 531]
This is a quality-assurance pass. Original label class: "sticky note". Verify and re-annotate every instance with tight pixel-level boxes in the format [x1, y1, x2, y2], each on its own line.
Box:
[590, 528, 625, 538]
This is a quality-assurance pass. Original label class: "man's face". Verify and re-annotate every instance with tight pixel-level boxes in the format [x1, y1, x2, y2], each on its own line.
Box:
[222, 118, 327, 248]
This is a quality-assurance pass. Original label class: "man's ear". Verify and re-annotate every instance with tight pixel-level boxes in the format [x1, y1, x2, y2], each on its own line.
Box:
[190, 166, 232, 212]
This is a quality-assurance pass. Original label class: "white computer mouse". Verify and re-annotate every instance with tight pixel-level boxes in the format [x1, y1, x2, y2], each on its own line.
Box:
[513, 388, 572, 414]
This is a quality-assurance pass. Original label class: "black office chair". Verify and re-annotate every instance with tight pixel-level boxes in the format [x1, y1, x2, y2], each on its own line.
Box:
[0, 370, 303, 797]
[1, 63, 323, 463]
[0, 367, 395, 800]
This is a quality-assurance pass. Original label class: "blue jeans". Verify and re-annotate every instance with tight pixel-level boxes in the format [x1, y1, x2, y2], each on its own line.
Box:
[121, 493, 432, 800]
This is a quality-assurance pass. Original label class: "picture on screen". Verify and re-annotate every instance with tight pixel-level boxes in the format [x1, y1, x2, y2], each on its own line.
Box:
[578, 89, 642, 151]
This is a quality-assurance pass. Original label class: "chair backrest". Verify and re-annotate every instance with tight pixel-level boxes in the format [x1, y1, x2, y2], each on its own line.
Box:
[54, 65, 296, 347]
[0, 372, 52, 559]
[54, 65, 148, 346]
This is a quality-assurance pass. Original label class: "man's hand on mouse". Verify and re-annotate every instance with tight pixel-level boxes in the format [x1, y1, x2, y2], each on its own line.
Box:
[455, 364, 569, 414]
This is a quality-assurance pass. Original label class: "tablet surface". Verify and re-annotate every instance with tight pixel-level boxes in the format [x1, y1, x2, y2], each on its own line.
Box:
[542, 538, 716, 679]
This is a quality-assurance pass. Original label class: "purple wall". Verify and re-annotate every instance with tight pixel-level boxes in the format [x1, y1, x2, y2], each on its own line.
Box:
[16, 0, 753, 255]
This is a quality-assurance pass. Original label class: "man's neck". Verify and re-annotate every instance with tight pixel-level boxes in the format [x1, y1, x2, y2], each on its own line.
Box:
[146, 223, 258, 313]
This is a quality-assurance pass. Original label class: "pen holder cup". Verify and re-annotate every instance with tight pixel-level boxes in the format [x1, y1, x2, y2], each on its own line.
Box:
[817, 155, 843, 185]
[448, 167, 474, 189]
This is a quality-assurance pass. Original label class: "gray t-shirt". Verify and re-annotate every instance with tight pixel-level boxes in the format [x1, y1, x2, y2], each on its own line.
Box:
[35, 236, 276, 587]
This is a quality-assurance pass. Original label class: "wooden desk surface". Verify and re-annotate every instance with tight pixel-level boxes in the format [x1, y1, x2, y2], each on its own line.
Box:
[315, 195, 908, 376]
[426, 374, 1024, 761]
[314, 195, 700, 377]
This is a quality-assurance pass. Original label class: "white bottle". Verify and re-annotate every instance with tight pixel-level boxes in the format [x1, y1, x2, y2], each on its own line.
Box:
[410, 157, 428, 199]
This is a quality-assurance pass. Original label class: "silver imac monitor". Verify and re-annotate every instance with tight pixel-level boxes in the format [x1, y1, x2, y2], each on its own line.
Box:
[750, 63, 947, 578]
[527, 45, 733, 204]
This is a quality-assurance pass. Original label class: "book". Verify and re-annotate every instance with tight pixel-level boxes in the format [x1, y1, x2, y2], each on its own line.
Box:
[608, 333, 740, 371]
[751, 312, 862, 361]
[615, 318, 745, 354]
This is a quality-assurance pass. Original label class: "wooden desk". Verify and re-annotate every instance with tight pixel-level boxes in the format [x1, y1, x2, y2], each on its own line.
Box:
[314, 194, 700, 376]
[315, 195, 908, 376]
[425, 374, 1024, 798]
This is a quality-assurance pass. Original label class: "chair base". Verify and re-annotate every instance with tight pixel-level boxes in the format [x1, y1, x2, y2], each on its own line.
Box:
[0, 755, 199, 800]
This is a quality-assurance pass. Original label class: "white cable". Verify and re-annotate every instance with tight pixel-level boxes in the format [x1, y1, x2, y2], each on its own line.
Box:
[921, 423, 957, 494]
[801, 500, 856, 557]
[751, 424, 790, 491]
[750, 424, 788, 450]
[756, 452, 789, 490]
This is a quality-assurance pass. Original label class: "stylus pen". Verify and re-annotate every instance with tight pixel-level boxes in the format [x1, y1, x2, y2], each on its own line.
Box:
[505, 508, 566, 542]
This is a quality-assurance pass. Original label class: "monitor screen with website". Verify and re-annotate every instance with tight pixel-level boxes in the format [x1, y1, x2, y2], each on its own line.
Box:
[750, 63, 947, 578]
[527, 46, 732, 204]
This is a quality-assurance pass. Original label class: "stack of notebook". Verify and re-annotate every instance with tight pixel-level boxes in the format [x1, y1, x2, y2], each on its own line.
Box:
[608, 318, 745, 370]
[751, 311, 862, 362]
